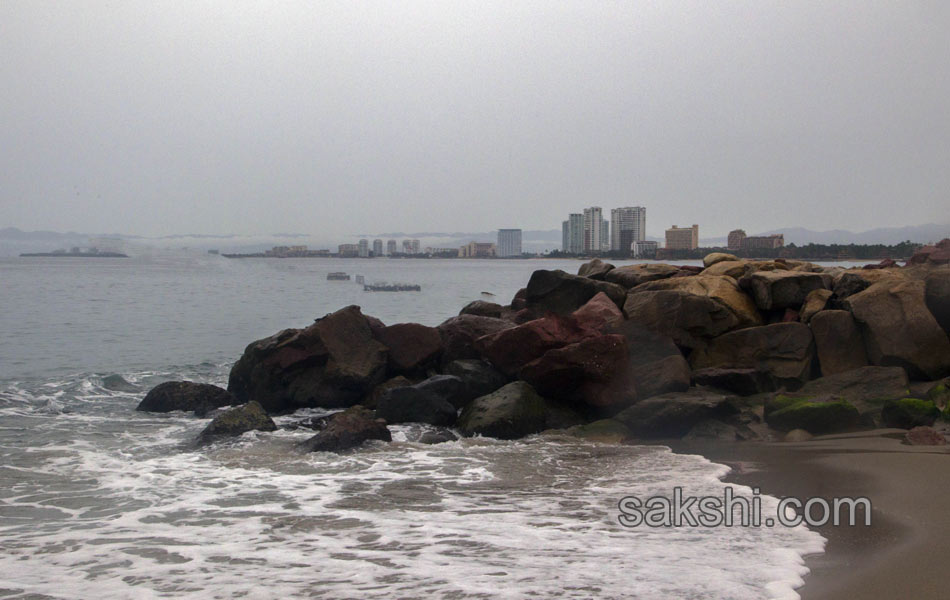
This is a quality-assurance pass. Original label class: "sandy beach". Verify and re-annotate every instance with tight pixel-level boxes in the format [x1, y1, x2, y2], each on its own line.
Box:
[669, 430, 950, 599]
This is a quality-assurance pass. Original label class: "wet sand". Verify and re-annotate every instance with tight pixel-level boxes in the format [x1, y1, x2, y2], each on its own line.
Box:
[667, 430, 950, 600]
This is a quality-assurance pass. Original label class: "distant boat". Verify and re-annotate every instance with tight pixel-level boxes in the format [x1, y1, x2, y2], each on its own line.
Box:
[480, 291, 496, 297]
[327, 272, 350, 280]
[364, 283, 421, 292]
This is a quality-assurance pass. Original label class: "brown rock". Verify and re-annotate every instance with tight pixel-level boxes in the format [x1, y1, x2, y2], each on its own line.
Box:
[740, 270, 831, 311]
[525, 269, 626, 315]
[630, 275, 764, 330]
[476, 313, 599, 376]
[843, 279, 950, 380]
[375, 322, 442, 374]
[519, 334, 636, 410]
[459, 300, 504, 319]
[604, 263, 680, 288]
[690, 367, 775, 396]
[572, 291, 625, 331]
[703, 253, 739, 268]
[799, 289, 833, 324]
[437, 314, 513, 365]
[809, 310, 869, 376]
[298, 405, 392, 452]
[623, 289, 740, 351]
[577, 258, 615, 280]
[925, 270, 950, 335]
[227, 306, 388, 412]
[904, 426, 947, 446]
[690, 322, 816, 388]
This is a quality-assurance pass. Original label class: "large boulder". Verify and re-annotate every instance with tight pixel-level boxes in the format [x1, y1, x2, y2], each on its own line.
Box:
[925, 270, 950, 335]
[703, 253, 739, 268]
[577, 258, 615, 280]
[702, 260, 751, 279]
[457, 381, 549, 440]
[622, 290, 739, 351]
[137, 381, 236, 415]
[833, 269, 906, 300]
[843, 279, 950, 380]
[799, 289, 833, 324]
[228, 306, 388, 412]
[794, 366, 910, 417]
[374, 385, 457, 426]
[613, 388, 737, 439]
[413, 374, 468, 409]
[443, 359, 509, 405]
[459, 300, 504, 319]
[436, 314, 512, 365]
[525, 269, 626, 315]
[739, 270, 830, 311]
[631, 275, 764, 329]
[690, 367, 775, 396]
[690, 322, 816, 389]
[475, 313, 599, 376]
[298, 406, 392, 452]
[809, 310, 869, 376]
[604, 263, 680, 288]
[765, 398, 860, 434]
[881, 398, 940, 429]
[365, 376, 414, 409]
[375, 322, 442, 374]
[609, 321, 691, 400]
[519, 334, 636, 410]
[572, 291, 625, 331]
[196, 401, 277, 444]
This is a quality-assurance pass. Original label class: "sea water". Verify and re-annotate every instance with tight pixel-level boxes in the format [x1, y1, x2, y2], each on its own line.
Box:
[0, 254, 825, 599]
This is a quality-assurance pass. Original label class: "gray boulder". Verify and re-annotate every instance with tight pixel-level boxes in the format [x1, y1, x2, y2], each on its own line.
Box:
[457, 381, 549, 440]
[525, 269, 626, 315]
[197, 401, 277, 444]
[375, 385, 457, 426]
[809, 310, 869, 376]
[577, 258, 615, 280]
[690, 322, 816, 389]
[690, 367, 775, 396]
[443, 359, 509, 405]
[137, 381, 236, 415]
[613, 388, 737, 439]
[740, 270, 830, 311]
[604, 263, 680, 288]
[459, 300, 504, 319]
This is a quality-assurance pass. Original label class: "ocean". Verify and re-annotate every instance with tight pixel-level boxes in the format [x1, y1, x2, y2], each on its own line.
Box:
[0, 254, 826, 599]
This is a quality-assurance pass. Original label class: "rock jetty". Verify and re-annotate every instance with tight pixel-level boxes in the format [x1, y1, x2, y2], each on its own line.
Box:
[141, 243, 950, 449]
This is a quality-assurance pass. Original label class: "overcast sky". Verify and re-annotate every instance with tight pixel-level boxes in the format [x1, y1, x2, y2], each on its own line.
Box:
[1, 1, 948, 239]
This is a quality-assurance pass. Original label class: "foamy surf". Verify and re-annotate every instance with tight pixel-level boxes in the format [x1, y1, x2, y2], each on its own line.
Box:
[0, 369, 824, 600]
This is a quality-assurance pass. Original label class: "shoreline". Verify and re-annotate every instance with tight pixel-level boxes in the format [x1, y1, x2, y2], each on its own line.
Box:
[666, 431, 949, 599]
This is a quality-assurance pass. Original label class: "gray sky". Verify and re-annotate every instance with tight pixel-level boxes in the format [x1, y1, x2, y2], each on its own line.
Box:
[2, 1, 948, 239]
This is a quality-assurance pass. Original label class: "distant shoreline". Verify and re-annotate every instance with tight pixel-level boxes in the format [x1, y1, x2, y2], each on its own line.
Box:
[19, 252, 128, 258]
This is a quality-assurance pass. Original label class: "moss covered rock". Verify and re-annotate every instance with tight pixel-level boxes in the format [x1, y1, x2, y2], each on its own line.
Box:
[881, 397, 940, 429]
[197, 401, 277, 444]
[766, 399, 860, 434]
[926, 380, 950, 414]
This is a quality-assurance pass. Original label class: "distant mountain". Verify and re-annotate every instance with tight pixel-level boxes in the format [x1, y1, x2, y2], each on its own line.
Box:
[755, 224, 950, 246]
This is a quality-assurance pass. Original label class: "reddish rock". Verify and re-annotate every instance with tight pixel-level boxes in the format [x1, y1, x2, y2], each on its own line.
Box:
[910, 240, 950, 265]
[228, 306, 388, 412]
[519, 334, 636, 410]
[678, 265, 704, 274]
[475, 314, 599, 376]
[904, 426, 947, 446]
[437, 314, 513, 365]
[863, 259, 898, 270]
[572, 291, 625, 332]
[781, 308, 800, 322]
[375, 323, 442, 374]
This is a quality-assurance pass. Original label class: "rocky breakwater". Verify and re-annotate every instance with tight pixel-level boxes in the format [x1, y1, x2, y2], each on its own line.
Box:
[137, 242, 950, 449]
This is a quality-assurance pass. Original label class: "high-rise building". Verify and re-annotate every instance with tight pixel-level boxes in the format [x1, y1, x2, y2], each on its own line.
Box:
[338, 243, 359, 257]
[610, 207, 647, 252]
[582, 207, 604, 252]
[497, 229, 522, 257]
[665, 224, 699, 250]
[402, 239, 420, 254]
[727, 229, 747, 250]
[632, 240, 658, 258]
[601, 219, 609, 252]
[358, 239, 369, 257]
[741, 234, 784, 249]
[387, 239, 397, 255]
[562, 221, 569, 253]
[372, 239, 383, 257]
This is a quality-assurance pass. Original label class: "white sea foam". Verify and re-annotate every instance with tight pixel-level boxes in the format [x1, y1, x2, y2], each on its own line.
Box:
[0, 372, 824, 599]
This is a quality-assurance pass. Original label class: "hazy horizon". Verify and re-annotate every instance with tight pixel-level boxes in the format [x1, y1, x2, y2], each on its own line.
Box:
[3, 2, 949, 238]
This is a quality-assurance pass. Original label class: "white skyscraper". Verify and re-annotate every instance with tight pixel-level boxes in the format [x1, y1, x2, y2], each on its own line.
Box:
[582, 207, 604, 252]
[610, 207, 647, 251]
[497, 229, 522, 257]
[372, 239, 383, 257]
[358, 239, 369, 257]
